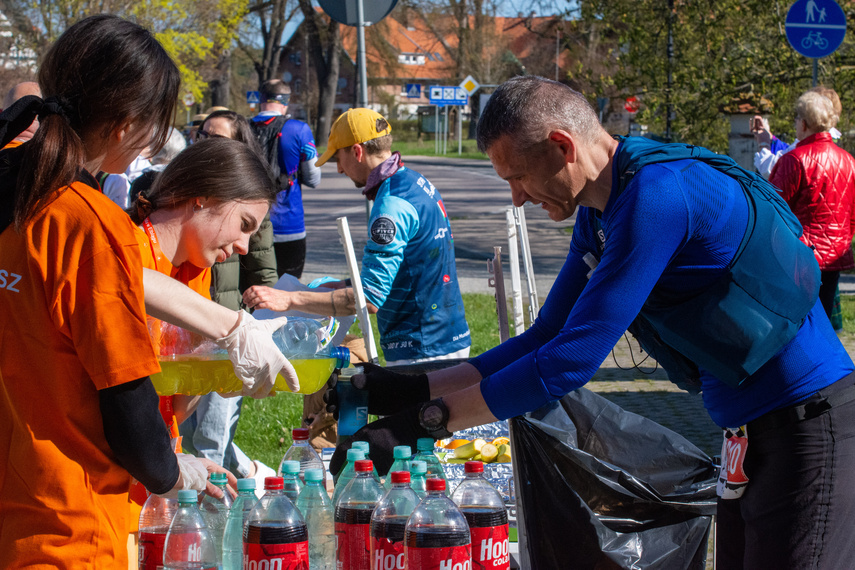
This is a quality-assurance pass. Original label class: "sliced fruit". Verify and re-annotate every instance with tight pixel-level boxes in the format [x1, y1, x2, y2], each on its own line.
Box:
[443, 438, 471, 450]
[496, 443, 512, 463]
[453, 438, 486, 459]
[480, 443, 499, 463]
[491, 437, 510, 446]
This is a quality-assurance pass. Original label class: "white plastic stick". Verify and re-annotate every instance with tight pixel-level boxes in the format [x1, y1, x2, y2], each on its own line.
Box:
[336, 216, 379, 363]
[514, 206, 539, 324]
[506, 208, 525, 336]
[487, 246, 510, 343]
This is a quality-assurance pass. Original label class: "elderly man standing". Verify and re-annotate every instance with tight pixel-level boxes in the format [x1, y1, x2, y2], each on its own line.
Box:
[327, 77, 855, 569]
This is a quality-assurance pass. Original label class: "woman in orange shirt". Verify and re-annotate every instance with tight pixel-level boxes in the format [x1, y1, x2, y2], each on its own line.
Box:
[0, 16, 288, 569]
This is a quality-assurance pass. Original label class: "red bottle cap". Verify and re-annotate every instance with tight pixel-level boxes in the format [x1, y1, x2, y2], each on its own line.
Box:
[264, 476, 284, 490]
[464, 461, 484, 473]
[426, 478, 446, 491]
[292, 428, 310, 440]
[354, 459, 373, 472]
[390, 471, 411, 484]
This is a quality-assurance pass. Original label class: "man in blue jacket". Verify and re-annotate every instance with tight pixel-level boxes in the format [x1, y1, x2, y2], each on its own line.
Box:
[330, 77, 855, 569]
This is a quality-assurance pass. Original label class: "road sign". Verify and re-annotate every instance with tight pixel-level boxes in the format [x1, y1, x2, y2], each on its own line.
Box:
[624, 96, 640, 114]
[459, 75, 480, 95]
[786, 0, 846, 58]
[318, 0, 398, 26]
[182, 92, 195, 108]
[246, 91, 261, 105]
[429, 85, 468, 106]
[405, 83, 421, 98]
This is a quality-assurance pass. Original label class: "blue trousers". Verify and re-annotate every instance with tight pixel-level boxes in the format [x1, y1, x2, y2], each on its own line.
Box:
[179, 393, 253, 477]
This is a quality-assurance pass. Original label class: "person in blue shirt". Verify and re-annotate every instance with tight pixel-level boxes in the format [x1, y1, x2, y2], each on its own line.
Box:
[329, 77, 855, 569]
[244, 108, 471, 366]
[251, 79, 321, 278]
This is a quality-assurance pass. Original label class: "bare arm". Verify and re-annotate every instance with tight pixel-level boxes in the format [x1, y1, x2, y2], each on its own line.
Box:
[445, 383, 500, 432]
[243, 284, 378, 316]
[173, 394, 202, 426]
[143, 268, 240, 339]
[427, 362, 483, 398]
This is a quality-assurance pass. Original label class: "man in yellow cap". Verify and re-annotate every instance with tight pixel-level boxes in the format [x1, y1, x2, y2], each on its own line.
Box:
[244, 108, 471, 367]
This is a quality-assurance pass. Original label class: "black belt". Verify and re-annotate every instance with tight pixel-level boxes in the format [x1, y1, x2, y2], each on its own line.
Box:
[748, 372, 855, 436]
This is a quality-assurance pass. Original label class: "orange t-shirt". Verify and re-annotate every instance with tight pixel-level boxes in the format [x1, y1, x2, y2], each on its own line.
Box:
[129, 218, 212, 518]
[0, 180, 161, 569]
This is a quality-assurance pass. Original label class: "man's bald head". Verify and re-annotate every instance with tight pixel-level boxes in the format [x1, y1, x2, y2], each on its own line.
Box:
[3, 81, 41, 108]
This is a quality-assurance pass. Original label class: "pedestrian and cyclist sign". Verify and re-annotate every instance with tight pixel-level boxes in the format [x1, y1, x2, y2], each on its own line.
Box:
[786, 0, 846, 59]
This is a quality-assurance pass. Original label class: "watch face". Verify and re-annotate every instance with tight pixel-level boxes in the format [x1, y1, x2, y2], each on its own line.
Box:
[422, 404, 445, 427]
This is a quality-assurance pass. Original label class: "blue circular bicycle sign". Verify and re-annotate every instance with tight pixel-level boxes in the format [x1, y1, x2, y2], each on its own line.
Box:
[786, 0, 846, 58]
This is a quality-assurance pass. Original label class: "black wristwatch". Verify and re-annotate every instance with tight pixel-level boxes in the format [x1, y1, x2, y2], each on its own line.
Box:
[418, 397, 453, 439]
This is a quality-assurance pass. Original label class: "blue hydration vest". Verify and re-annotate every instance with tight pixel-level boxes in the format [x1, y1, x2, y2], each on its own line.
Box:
[597, 137, 821, 390]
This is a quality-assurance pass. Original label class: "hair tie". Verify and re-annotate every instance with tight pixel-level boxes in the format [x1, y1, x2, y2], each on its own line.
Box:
[135, 191, 156, 220]
[37, 96, 75, 123]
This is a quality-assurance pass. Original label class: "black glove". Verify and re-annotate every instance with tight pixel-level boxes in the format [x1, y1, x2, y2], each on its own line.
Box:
[324, 362, 430, 418]
[329, 405, 433, 477]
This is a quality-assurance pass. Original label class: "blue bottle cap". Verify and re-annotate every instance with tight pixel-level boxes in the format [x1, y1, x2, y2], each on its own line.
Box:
[304, 468, 324, 482]
[352, 441, 370, 453]
[393, 446, 412, 459]
[416, 438, 435, 451]
[237, 478, 256, 491]
[210, 472, 228, 484]
[410, 460, 427, 474]
[347, 448, 366, 461]
[177, 489, 197, 503]
[282, 460, 301, 475]
[333, 346, 351, 369]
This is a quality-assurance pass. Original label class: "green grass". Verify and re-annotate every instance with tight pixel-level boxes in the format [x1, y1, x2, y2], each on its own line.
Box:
[234, 292, 511, 466]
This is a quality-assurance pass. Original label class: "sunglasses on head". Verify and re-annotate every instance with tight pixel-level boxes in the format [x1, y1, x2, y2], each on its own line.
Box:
[195, 129, 227, 140]
[266, 94, 290, 105]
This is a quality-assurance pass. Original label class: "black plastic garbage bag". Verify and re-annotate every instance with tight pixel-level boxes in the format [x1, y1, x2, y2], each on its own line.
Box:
[510, 387, 718, 569]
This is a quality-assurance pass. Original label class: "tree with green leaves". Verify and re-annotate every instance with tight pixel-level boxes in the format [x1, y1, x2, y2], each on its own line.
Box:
[573, 0, 855, 153]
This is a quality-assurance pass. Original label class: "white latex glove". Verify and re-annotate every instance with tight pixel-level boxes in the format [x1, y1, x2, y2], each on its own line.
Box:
[157, 453, 208, 498]
[215, 310, 299, 398]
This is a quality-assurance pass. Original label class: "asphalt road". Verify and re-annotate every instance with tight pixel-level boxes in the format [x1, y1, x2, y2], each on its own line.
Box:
[301, 155, 573, 296]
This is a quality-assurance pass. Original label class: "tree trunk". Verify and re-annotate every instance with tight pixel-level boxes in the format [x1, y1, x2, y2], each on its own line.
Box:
[209, 49, 231, 108]
[299, 0, 341, 142]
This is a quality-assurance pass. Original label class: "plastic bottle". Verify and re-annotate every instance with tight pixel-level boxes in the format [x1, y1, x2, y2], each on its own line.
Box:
[138, 492, 178, 570]
[163, 489, 218, 570]
[404, 479, 471, 568]
[336, 366, 369, 443]
[415, 438, 447, 490]
[281, 460, 304, 503]
[199, 472, 233, 568]
[332, 448, 366, 506]
[451, 461, 511, 570]
[370, 471, 420, 570]
[151, 317, 350, 396]
[222, 479, 258, 570]
[334, 459, 385, 569]
[280, 428, 326, 487]
[351, 441, 381, 483]
[384, 446, 412, 489]
[409, 461, 428, 499]
[243, 476, 309, 568]
[296, 468, 335, 570]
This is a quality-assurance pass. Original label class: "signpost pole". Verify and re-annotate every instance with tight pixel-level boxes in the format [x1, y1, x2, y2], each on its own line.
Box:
[435, 105, 439, 155]
[458, 105, 462, 155]
[356, 0, 368, 108]
[813, 59, 818, 86]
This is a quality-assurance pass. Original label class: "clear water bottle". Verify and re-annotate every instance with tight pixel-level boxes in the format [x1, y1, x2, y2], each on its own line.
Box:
[409, 461, 428, 499]
[222, 479, 257, 570]
[243, 477, 309, 568]
[138, 492, 177, 570]
[296, 468, 335, 570]
[332, 448, 365, 505]
[281, 460, 304, 504]
[163, 489, 218, 570]
[281, 427, 326, 487]
[272, 317, 351, 365]
[384, 446, 412, 488]
[351, 441, 381, 483]
[199, 472, 232, 568]
[415, 438, 447, 490]
[451, 461, 510, 570]
[405, 479, 471, 568]
[334, 459, 385, 569]
[370, 471, 420, 570]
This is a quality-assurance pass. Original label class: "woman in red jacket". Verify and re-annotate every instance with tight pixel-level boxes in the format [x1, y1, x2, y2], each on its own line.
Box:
[770, 90, 855, 319]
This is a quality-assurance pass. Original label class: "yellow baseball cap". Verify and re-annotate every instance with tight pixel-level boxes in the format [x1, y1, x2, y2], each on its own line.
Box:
[316, 108, 392, 166]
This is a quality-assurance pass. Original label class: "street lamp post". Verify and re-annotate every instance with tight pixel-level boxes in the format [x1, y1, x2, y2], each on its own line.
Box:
[665, 0, 674, 143]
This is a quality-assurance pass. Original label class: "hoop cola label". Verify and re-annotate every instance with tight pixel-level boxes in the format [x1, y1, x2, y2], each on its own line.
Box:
[470, 526, 510, 569]
[405, 545, 472, 570]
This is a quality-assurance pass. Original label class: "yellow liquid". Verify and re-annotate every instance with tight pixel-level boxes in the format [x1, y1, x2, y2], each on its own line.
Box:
[150, 355, 336, 396]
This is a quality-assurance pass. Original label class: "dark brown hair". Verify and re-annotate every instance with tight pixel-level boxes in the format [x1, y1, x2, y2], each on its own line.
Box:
[129, 138, 277, 224]
[200, 110, 265, 159]
[15, 15, 179, 227]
